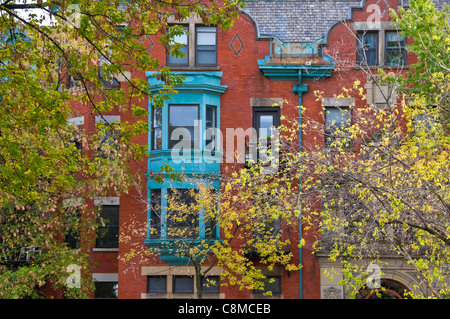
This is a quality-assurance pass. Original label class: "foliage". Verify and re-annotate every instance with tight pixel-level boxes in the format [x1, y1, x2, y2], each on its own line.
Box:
[392, 0, 450, 130]
[139, 115, 302, 298]
[0, 0, 242, 298]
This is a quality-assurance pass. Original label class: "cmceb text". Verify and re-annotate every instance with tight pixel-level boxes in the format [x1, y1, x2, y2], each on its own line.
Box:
[222, 303, 270, 314]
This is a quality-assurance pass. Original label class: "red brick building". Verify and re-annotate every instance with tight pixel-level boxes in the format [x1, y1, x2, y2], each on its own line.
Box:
[81, 0, 448, 299]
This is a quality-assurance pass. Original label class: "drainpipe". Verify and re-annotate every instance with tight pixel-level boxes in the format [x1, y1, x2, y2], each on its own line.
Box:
[293, 71, 308, 299]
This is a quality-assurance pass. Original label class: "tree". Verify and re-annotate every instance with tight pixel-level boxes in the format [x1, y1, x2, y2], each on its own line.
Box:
[125, 151, 302, 299]
[246, 0, 450, 299]
[299, 87, 450, 298]
[293, 1, 450, 295]
[392, 0, 450, 130]
[0, 0, 242, 298]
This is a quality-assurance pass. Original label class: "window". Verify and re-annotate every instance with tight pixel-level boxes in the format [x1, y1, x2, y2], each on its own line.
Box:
[165, 21, 217, 67]
[167, 25, 189, 66]
[385, 31, 406, 66]
[205, 105, 217, 152]
[95, 115, 121, 159]
[357, 279, 410, 299]
[356, 31, 378, 65]
[203, 188, 218, 240]
[96, 205, 119, 248]
[252, 107, 280, 162]
[252, 193, 282, 249]
[94, 281, 118, 299]
[67, 116, 84, 153]
[168, 104, 199, 149]
[99, 49, 120, 88]
[324, 106, 352, 147]
[196, 26, 217, 66]
[68, 73, 82, 90]
[173, 276, 194, 293]
[62, 198, 83, 250]
[354, 29, 406, 66]
[147, 276, 167, 294]
[150, 189, 161, 239]
[254, 215, 281, 242]
[202, 276, 220, 294]
[151, 106, 162, 150]
[65, 206, 81, 249]
[166, 188, 199, 239]
[149, 187, 218, 241]
[253, 276, 282, 295]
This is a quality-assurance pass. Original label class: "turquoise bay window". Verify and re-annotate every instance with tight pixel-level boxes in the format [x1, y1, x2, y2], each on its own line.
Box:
[146, 178, 221, 265]
[146, 71, 226, 264]
[146, 72, 226, 174]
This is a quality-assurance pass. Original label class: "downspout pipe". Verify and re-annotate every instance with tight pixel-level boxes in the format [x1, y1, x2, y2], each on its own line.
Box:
[293, 71, 308, 299]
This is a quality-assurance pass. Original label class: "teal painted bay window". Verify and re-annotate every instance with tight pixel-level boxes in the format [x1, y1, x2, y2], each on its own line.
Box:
[146, 71, 225, 264]
[145, 178, 221, 265]
[146, 71, 226, 175]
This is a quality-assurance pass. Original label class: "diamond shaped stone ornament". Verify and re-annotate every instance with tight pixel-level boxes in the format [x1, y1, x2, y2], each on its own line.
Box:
[230, 34, 244, 56]
[376, 0, 390, 17]
[140, 35, 154, 53]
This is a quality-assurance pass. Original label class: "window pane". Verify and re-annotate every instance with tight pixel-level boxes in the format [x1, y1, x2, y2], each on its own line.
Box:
[385, 49, 405, 65]
[99, 49, 120, 88]
[65, 207, 81, 249]
[169, 105, 198, 149]
[202, 276, 220, 294]
[166, 189, 199, 238]
[254, 276, 281, 295]
[196, 51, 216, 65]
[385, 31, 402, 47]
[206, 106, 217, 151]
[206, 106, 216, 129]
[204, 189, 218, 239]
[168, 25, 188, 66]
[167, 46, 188, 65]
[150, 189, 161, 239]
[173, 276, 194, 293]
[326, 108, 348, 125]
[96, 205, 119, 248]
[259, 115, 274, 137]
[254, 216, 281, 241]
[385, 31, 405, 65]
[196, 26, 216, 66]
[152, 106, 162, 150]
[356, 31, 377, 65]
[147, 276, 167, 293]
[325, 107, 351, 147]
[95, 281, 118, 299]
[197, 30, 216, 45]
[170, 105, 198, 126]
[170, 33, 188, 46]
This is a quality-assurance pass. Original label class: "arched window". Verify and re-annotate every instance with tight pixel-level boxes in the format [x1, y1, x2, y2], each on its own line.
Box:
[357, 279, 410, 299]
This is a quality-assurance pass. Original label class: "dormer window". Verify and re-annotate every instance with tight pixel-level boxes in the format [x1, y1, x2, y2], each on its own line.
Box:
[355, 28, 406, 67]
[167, 25, 189, 66]
[166, 16, 217, 68]
[195, 26, 217, 66]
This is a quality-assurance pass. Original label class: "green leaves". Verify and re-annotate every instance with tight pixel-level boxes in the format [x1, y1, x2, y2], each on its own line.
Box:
[0, 0, 244, 298]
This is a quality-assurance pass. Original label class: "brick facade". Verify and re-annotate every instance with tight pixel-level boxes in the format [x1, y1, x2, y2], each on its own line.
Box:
[83, 0, 445, 299]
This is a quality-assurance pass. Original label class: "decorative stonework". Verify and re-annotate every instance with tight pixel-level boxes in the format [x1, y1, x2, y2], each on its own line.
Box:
[140, 35, 154, 53]
[322, 286, 343, 299]
[230, 34, 244, 56]
[376, 0, 390, 17]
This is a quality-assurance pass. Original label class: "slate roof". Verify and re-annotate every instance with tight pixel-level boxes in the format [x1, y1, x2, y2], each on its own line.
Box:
[243, 0, 450, 43]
